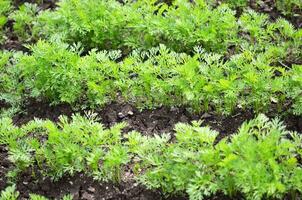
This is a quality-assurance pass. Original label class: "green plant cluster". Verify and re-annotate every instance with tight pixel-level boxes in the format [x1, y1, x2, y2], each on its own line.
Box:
[207, 0, 249, 9]
[1, 114, 301, 199]
[0, 113, 129, 182]
[133, 114, 302, 200]
[9, 2, 39, 42]
[0, 0, 11, 45]
[0, 0, 300, 117]
[0, 51, 23, 117]
[3, 1, 302, 56]
[10, 0, 299, 60]
[0, 0, 59, 45]
[30, 0, 238, 54]
[1, 41, 301, 115]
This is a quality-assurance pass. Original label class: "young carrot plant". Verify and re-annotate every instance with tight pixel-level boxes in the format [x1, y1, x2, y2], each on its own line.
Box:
[286, 65, 302, 115]
[4, 113, 129, 182]
[9, 3, 39, 41]
[19, 41, 84, 104]
[0, 185, 19, 200]
[0, 51, 23, 117]
[0, 0, 11, 45]
[33, 0, 238, 53]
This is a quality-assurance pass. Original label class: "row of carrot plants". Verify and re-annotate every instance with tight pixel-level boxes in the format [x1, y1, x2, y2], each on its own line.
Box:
[0, 114, 301, 199]
[1, 41, 301, 116]
[0, 0, 301, 60]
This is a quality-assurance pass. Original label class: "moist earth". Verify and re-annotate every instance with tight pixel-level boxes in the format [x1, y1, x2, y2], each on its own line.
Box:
[13, 101, 302, 137]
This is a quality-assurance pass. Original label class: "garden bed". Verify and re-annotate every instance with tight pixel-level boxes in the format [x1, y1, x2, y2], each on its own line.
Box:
[0, 0, 301, 199]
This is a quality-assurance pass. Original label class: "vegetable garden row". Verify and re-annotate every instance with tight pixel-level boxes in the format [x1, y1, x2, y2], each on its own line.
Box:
[0, 0, 301, 199]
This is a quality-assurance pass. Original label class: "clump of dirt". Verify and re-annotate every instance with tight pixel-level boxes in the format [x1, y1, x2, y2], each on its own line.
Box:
[283, 115, 302, 133]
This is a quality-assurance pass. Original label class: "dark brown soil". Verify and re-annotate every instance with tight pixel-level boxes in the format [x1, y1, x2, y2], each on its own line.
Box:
[13, 100, 74, 125]
[12, 100, 302, 137]
[15, 171, 188, 200]
[82, 103, 302, 141]
[12, 100, 256, 138]
[249, 0, 302, 28]
[97, 103, 258, 141]
[13, 164, 233, 200]
[283, 114, 302, 133]
[0, 145, 10, 191]
[0, 20, 26, 51]
[13, 170, 236, 200]
[0, 100, 9, 111]
[13, 0, 58, 10]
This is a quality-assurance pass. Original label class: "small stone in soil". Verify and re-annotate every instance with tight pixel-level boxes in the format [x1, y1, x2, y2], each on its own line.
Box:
[201, 113, 212, 119]
[87, 186, 96, 193]
[118, 112, 124, 118]
[70, 188, 80, 199]
[82, 192, 94, 200]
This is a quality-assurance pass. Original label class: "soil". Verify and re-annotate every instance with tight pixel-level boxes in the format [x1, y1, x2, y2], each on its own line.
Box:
[13, 0, 58, 10]
[0, 20, 26, 52]
[15, 170, 187, 200]
[12, 100, 253, 138]
[0, 100, 9, 111]
[249, 0, 302, 28]
[0, 145, 10, 191]
[97, 103, 258, 141]
[13, 100, 302, 137]
[13, 169, 236, 200]
[13, 99, 74, 125]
